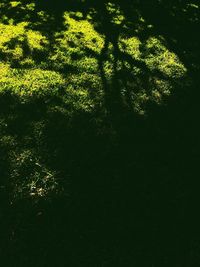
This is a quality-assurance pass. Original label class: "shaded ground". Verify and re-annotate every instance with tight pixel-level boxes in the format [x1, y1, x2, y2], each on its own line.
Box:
[0, 0, 200, 266]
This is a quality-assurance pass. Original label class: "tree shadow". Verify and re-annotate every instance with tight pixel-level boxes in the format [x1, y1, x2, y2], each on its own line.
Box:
[0, 0, 200, 266]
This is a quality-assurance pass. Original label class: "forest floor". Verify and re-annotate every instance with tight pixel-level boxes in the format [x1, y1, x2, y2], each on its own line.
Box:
[0, 1, 200, 266]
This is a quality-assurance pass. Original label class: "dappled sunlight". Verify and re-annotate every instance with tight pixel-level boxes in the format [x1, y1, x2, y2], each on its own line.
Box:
[0, 22, 48, 67]
[0, 2, 200, 265]
[0, 1, 190, 199]
[0, 2, 188, 115]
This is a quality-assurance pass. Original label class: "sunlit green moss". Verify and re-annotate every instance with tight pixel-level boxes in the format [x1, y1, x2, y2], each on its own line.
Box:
[144, 37, 187, 78]
[0, 22, 48, 65]
[25, 2, 35, 11]
[0, 1, 190, 201]
[0, 5, 187, 115]
[0, 64, 64, 96]
[119, 36, 141, 59]
[64, 12, 104, 53]
[50, 13, 105, 72]
[10, 1, 21, 8]
[106, 2, 125, 25]
[0, 1, 36, 24]
[0, 62, 96, 114]
[118, 35, 187, 113]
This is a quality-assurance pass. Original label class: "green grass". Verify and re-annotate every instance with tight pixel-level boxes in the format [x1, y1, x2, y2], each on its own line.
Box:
[0, 1, 200, 266]
[0, 3, 188, 202]
[0, 0, 188, 201]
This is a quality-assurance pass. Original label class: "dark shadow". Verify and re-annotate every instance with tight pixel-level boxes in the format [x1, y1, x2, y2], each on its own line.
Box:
[0, 1, 200, 266]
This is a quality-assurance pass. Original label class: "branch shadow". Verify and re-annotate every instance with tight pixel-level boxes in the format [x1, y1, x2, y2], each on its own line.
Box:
[0, 0, 200, 266]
